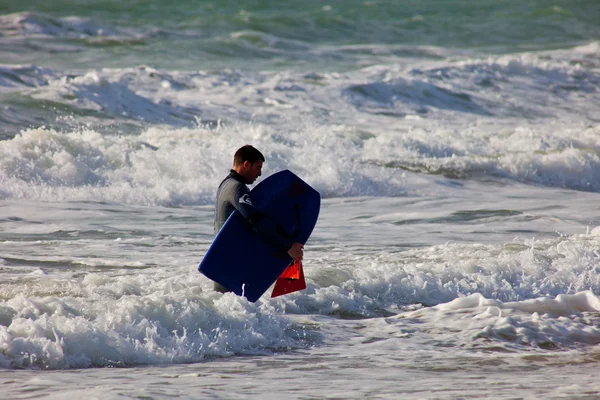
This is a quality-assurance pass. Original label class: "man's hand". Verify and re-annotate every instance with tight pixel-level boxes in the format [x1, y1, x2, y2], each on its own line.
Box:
[288, 242, 304, 261]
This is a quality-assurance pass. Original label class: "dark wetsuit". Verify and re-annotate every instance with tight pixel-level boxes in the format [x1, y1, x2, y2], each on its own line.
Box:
[212, 170, 294, 293]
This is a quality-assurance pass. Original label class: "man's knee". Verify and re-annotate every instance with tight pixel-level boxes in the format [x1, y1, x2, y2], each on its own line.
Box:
[213, 282, 230, 293]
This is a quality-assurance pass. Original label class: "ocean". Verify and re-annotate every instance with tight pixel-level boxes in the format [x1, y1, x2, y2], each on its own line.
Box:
[1, 0, 600, 398]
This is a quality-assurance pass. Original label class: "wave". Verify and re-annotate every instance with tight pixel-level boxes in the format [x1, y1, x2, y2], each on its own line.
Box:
[0, 12, 149, 42]
[0, 44, 599, 201]
[0, 278, 317, 369]
[344, 78, 492, 116]
[1, 227, 600, 368]
[388, 291, 600, 353]
[369, 136, 600, 192]
[2, 42, 599, 128]
[0, 119, 599, 205]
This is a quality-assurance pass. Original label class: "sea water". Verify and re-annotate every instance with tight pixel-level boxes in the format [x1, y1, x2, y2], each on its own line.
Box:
[1, 1, 600, 398]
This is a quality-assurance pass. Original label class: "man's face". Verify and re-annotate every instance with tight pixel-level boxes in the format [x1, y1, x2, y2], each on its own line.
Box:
[241, 160, 263, 184]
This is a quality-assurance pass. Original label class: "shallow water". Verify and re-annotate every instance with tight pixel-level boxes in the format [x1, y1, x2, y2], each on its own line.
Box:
[1, 191, 600, 398]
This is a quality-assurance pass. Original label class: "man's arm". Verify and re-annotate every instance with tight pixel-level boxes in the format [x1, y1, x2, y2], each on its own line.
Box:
[234, 187, 304, 261]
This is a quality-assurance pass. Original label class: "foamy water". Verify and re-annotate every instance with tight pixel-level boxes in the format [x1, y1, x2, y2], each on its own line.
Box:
[1, 194, 600, 398]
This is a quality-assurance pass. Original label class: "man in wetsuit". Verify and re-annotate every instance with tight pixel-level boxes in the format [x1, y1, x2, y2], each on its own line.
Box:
[212, 145, 304, 293]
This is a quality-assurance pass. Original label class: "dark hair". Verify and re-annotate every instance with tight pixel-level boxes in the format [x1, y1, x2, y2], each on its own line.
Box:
[233, 145, 265, 166]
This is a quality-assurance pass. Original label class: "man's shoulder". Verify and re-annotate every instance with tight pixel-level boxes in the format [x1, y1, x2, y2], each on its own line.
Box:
[219, 176, 248, 197]
[221, 175, 245, 189]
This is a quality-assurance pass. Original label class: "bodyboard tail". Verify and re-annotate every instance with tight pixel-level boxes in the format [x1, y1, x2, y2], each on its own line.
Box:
[271, 260, 306, 298]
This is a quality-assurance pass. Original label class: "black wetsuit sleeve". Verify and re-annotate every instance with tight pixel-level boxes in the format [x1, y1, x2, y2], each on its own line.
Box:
[248, 214, 295, 252]
[231, 185, 258, 220]
[232, 185, 294, 252]
[215, 172, 295, 252]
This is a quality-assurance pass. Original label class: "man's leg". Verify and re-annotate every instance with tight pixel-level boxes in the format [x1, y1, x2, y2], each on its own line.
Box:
[213, 281, 230, 293]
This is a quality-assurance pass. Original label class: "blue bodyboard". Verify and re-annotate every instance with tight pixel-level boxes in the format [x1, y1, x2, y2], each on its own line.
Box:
[198, 170, 320, 302]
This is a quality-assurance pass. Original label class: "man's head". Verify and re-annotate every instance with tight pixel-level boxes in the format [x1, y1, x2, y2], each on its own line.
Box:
[232, 145, 264, 184]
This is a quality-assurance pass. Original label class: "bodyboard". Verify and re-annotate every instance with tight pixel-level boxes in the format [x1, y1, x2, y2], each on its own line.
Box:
[198, 170, 320, 302]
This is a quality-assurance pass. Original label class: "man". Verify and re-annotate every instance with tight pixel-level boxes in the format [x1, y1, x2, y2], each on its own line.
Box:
[212, 145, 304, 293]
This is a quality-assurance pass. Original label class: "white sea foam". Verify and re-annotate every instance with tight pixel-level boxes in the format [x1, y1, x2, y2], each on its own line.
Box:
[0, 115, 598, 206]
[398, 291, 600, 351]
[1, 193, 598, 369]
[0, 268, 313, 369]
[0, 42, 598, 204]
[302, 229, 600, 311]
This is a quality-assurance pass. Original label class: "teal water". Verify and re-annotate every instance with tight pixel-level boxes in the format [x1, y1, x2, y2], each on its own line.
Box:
[2, 0, 599, 70]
